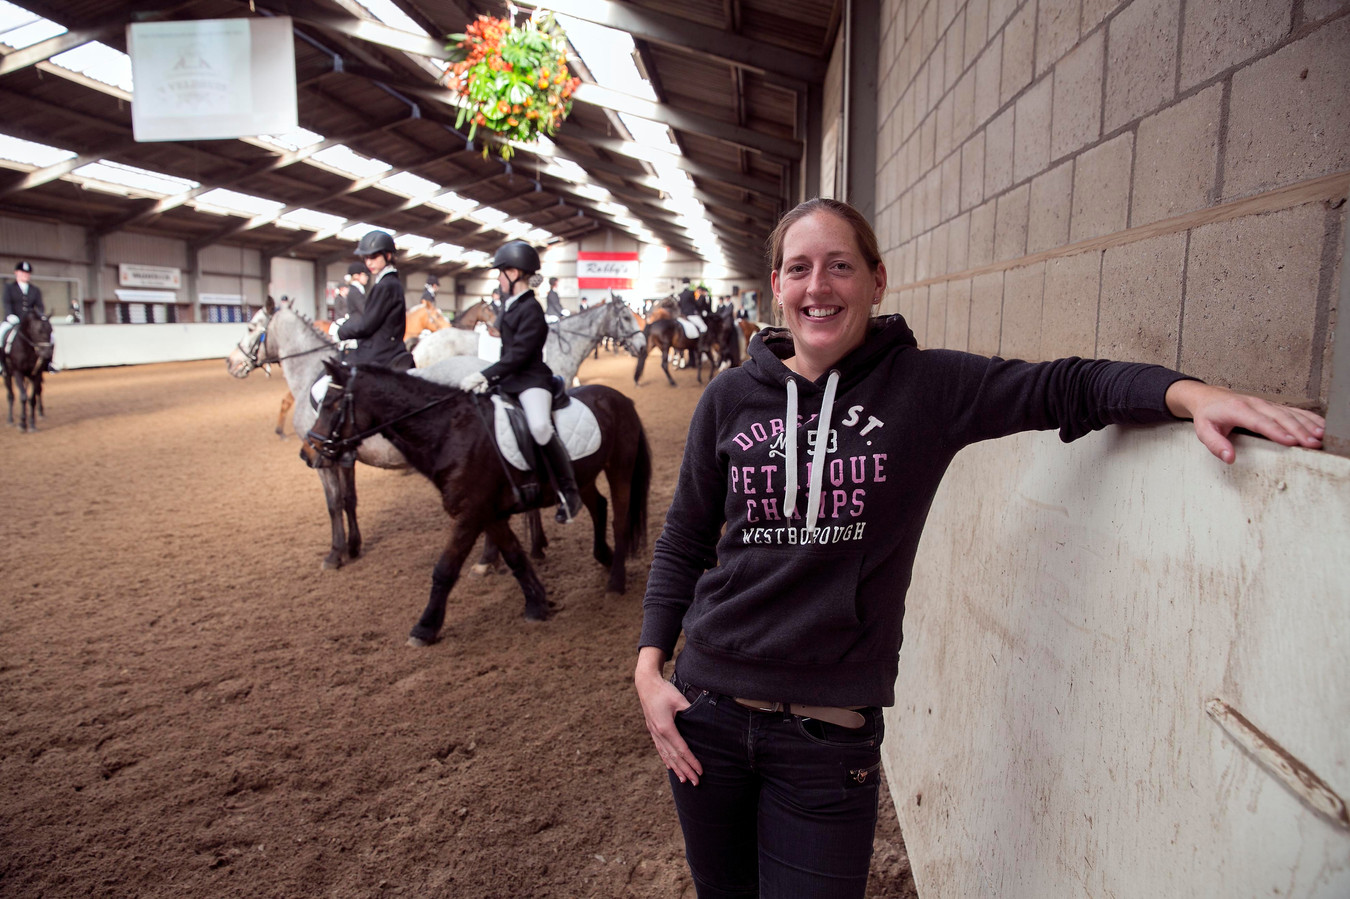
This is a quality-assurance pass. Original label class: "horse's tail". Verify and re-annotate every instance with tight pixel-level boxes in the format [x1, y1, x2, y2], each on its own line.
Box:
[626, 422, 652, 550]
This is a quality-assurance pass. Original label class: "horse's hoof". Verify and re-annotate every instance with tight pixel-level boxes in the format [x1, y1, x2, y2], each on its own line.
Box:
[406, 636, 432, 648]
[321, 556, 342, 571]
[470, 563, 490, 577]
[407, 627, 438, 646]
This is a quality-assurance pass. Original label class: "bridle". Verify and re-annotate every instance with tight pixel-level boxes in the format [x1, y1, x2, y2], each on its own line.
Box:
[9, 314, 53, 376]
[551, 301, 644, 357]
[235, 310, 338, 375]
[305, 367, 473, 462]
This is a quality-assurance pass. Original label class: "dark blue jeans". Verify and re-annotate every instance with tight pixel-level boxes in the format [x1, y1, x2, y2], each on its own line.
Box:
[668, 673, 885, 899]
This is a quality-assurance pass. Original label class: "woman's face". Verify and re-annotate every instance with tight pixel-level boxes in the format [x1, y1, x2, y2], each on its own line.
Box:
[771, 211, 886, 374]
[363, 253, 387, 276]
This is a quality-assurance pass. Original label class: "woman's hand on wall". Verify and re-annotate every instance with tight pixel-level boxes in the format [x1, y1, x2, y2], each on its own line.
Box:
[1165, 380, 1325, 463]
[635, 646, 703, 786]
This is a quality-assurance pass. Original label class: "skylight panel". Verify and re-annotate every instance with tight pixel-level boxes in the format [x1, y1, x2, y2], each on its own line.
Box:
[256, 129, 324, 152]
[312, 145, 393, 179]
[356, 0, 429, 38]
[195, 188, 284, 217]
[73, 160, 198, 196]
[431, 242, 466, 261]
[380, 171, 441, 198]
[280, 208, 346, 232]
[0, 134, 75, 167]
[621, 115, 675, 149]
[51, 42, 133, 92]
[555, 15, 655, 102]
[467, 206, 508, 225]
[426, 192, 478, 215]
[394, 234, 434, 255]
[339, 222, 386, 241]
[524, 228, 554, 244]
[0, 4, 63, 51]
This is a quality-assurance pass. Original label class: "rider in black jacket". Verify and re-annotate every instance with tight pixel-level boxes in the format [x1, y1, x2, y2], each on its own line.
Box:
[459, 241, 583, 524]
[338, 231, 413, 371]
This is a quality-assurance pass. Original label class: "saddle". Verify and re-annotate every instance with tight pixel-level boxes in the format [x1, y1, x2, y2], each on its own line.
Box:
[677, 317, 702, 340]
[490, 377, 601, 513]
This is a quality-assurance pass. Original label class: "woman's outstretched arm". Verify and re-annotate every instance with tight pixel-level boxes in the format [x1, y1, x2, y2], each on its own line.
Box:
[1164, 380, 1326, 463]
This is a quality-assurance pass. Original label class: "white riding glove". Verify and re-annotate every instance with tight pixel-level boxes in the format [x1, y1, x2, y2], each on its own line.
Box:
[459, 371, 490, 394]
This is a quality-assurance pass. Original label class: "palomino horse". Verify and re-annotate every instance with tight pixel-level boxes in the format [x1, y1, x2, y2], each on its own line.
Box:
[634, 305, 740, 386]
[309, 359, 651, 645]
[414, 298, 645, 386]
[2, 309, 54, 431]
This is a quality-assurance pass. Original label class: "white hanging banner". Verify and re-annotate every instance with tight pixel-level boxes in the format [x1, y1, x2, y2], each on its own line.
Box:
[129, 17, 297, 142]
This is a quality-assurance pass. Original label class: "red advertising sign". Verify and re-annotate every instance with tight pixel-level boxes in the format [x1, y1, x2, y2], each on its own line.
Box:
[577, 251, 639, 289]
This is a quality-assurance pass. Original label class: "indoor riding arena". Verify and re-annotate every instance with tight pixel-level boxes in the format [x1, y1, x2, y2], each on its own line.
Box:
[0, 352, 915, 898]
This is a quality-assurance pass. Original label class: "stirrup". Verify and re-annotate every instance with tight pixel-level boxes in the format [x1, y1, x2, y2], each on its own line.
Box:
[555, 491, 582, 524]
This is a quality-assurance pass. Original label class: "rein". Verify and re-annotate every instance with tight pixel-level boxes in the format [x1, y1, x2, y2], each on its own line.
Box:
[236, 315, 337, 373]
[9, 319, 53, 376]
[308, 371, 468, 458]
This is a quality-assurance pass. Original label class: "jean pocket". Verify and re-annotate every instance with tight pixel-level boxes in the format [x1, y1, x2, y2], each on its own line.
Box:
[670, 675, 709, 716]
[794, 707, 884, 748]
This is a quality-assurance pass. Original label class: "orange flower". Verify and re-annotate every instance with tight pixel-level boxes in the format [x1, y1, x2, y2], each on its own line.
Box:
[507, 117, 518, 127]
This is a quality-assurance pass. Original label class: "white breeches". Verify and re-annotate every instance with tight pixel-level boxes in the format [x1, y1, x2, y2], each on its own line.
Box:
[681, 314, 707, 333]
[518, 386, 554, 444]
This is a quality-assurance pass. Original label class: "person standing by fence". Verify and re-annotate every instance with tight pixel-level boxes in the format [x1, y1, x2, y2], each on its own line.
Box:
[634, 197, 1325, 898]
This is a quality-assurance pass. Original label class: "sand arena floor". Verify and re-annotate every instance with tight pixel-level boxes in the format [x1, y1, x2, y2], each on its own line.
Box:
[0, 350, 915, 898]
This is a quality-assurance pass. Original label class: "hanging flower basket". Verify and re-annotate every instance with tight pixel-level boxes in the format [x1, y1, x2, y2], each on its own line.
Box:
[443, 14, 580, 160]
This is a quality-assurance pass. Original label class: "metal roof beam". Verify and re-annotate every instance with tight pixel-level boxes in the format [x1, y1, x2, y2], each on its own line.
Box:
[556, 126, 783, 201]
[0, 24, 120, 77]
[511, 0, 824, 85]
[572, 82, 800, 162]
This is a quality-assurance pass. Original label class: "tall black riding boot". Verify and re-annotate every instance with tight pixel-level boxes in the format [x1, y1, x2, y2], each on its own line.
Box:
[540, 433, 583, 523]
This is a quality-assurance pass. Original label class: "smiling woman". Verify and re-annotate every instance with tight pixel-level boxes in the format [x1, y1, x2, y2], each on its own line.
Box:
[769, 201, 888, 383]
[634, 198, 1327, 898]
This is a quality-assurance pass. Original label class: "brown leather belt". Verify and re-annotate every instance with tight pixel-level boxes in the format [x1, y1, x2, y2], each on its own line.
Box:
[734, 698, 866, 730]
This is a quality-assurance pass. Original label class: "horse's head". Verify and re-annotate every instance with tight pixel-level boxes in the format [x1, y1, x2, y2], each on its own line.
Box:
[19, 312, 54, 373]
[603, 300, 646, 356]
[225, 303, 275, 378]
[306, 358, 359, 464]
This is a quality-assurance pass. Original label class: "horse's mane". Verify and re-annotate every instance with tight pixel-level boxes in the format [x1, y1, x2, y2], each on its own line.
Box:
[283, 306, 337, 344]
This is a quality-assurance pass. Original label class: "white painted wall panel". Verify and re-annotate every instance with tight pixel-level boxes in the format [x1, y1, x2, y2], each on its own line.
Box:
[50, 322, 245, 369]
[889, 427, 1350, 897]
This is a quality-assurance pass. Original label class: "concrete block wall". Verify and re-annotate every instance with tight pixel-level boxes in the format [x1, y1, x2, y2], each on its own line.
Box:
[875, 0, 1349, 403]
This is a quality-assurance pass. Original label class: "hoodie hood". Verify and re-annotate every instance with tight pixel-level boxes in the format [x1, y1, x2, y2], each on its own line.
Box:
[742, 314, 918, 532]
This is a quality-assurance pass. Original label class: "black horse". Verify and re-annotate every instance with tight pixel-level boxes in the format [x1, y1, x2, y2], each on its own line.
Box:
[310, 359, 652, 646]
[2, 310, 54, 431]
[634, 306, 740, 386]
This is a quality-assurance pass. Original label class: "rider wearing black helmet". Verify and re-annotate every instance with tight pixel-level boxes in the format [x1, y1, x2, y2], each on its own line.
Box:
[337, 230, 413, 370]
[460, 240, 583, 524]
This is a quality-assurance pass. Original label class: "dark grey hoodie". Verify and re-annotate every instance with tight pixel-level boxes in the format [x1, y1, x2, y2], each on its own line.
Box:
[639, 314, 1191, 708]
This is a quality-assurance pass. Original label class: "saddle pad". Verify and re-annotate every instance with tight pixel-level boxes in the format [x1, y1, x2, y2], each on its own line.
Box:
[492, 396, 601, 471]
[678, 318, 699, 340]
[477, 331, 502, 362]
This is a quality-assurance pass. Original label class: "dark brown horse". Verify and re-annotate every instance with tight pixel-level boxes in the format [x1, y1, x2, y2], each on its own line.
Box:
[309, 359, 651, 646]
[633, 305, 740, 386]
[2, 310, 54, 431]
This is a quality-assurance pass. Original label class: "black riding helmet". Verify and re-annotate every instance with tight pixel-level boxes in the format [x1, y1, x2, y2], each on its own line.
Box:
[354, 230, 396, 257]
[493, 240, 541, 296]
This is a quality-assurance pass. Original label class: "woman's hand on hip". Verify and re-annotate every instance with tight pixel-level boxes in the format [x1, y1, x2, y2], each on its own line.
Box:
[635, 647, 702, 786]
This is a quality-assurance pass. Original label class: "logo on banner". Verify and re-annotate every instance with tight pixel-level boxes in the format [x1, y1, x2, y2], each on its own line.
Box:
[577, 252, 638, 289]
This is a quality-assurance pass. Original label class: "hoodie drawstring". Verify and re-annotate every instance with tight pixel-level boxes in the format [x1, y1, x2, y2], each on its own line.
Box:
[782, 370, 840, 535]
[784, 378, 799, 516]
